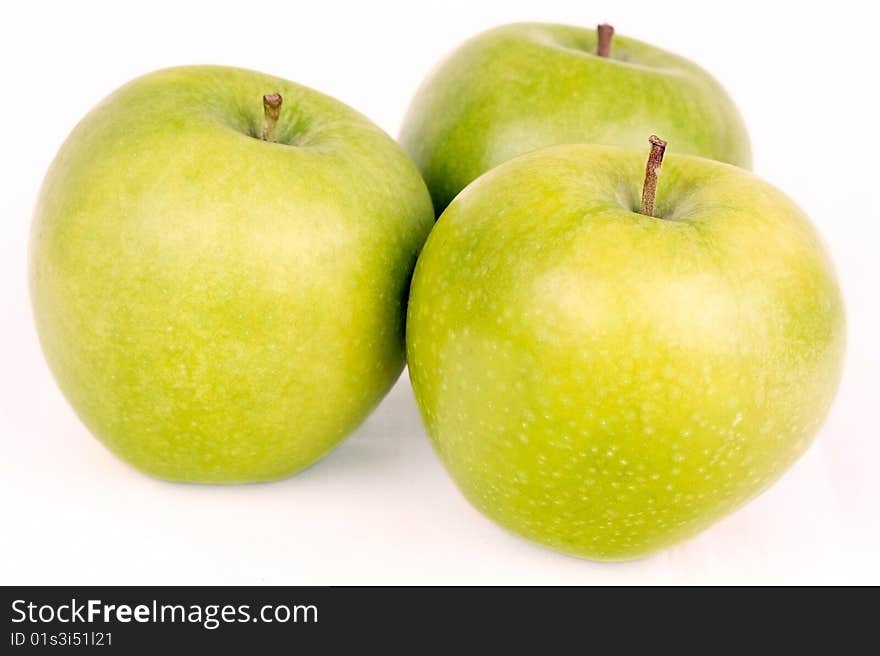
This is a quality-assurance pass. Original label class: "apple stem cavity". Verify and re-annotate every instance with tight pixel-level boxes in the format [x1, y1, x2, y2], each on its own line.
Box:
[597, 24, 614, 57]
[261, 93, 283, 143]
[640, 135, 667, 218]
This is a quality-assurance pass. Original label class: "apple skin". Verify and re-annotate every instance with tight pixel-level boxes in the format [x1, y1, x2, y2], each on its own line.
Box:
[400, 22, 752, 213]
[30, 66, 434, 483]
[406, 143, 844, 560]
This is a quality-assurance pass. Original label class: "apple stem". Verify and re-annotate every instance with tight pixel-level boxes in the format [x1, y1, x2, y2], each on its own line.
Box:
[597, 23, 614, 57]
[640, 135, 667, 218]
[261, 93, 283, 142]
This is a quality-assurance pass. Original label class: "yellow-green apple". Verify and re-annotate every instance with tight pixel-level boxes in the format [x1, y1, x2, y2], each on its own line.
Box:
[30, 66, 434, 483]
[406, 138, 844, 560]
[400, 22, 752, 213]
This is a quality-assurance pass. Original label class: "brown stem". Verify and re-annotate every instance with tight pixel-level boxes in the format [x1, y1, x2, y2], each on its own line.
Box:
[597, 24, 614, 57]
[640, 135, 667, 217]
[261, 93, 283, 142]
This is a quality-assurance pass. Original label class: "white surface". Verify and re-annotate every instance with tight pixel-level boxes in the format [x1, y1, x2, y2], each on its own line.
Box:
[1, 0, 878, 585]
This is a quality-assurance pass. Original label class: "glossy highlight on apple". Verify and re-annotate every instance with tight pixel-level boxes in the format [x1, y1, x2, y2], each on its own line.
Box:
[27, 22, 844, 562]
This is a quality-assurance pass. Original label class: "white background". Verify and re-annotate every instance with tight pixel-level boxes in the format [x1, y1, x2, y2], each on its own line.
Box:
[1, 0, 878, 585]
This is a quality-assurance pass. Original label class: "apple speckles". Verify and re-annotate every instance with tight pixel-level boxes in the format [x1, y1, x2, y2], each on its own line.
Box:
[406, 146, 845, 560]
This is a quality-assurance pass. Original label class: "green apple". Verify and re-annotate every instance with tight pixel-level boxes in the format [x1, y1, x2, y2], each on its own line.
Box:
[406, 139, 844, 560]
[30, 66, 434, 483]
[400, 22, 752, 213]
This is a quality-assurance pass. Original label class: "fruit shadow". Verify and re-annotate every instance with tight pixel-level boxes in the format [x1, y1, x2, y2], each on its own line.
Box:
[286, 370, 435, 483]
